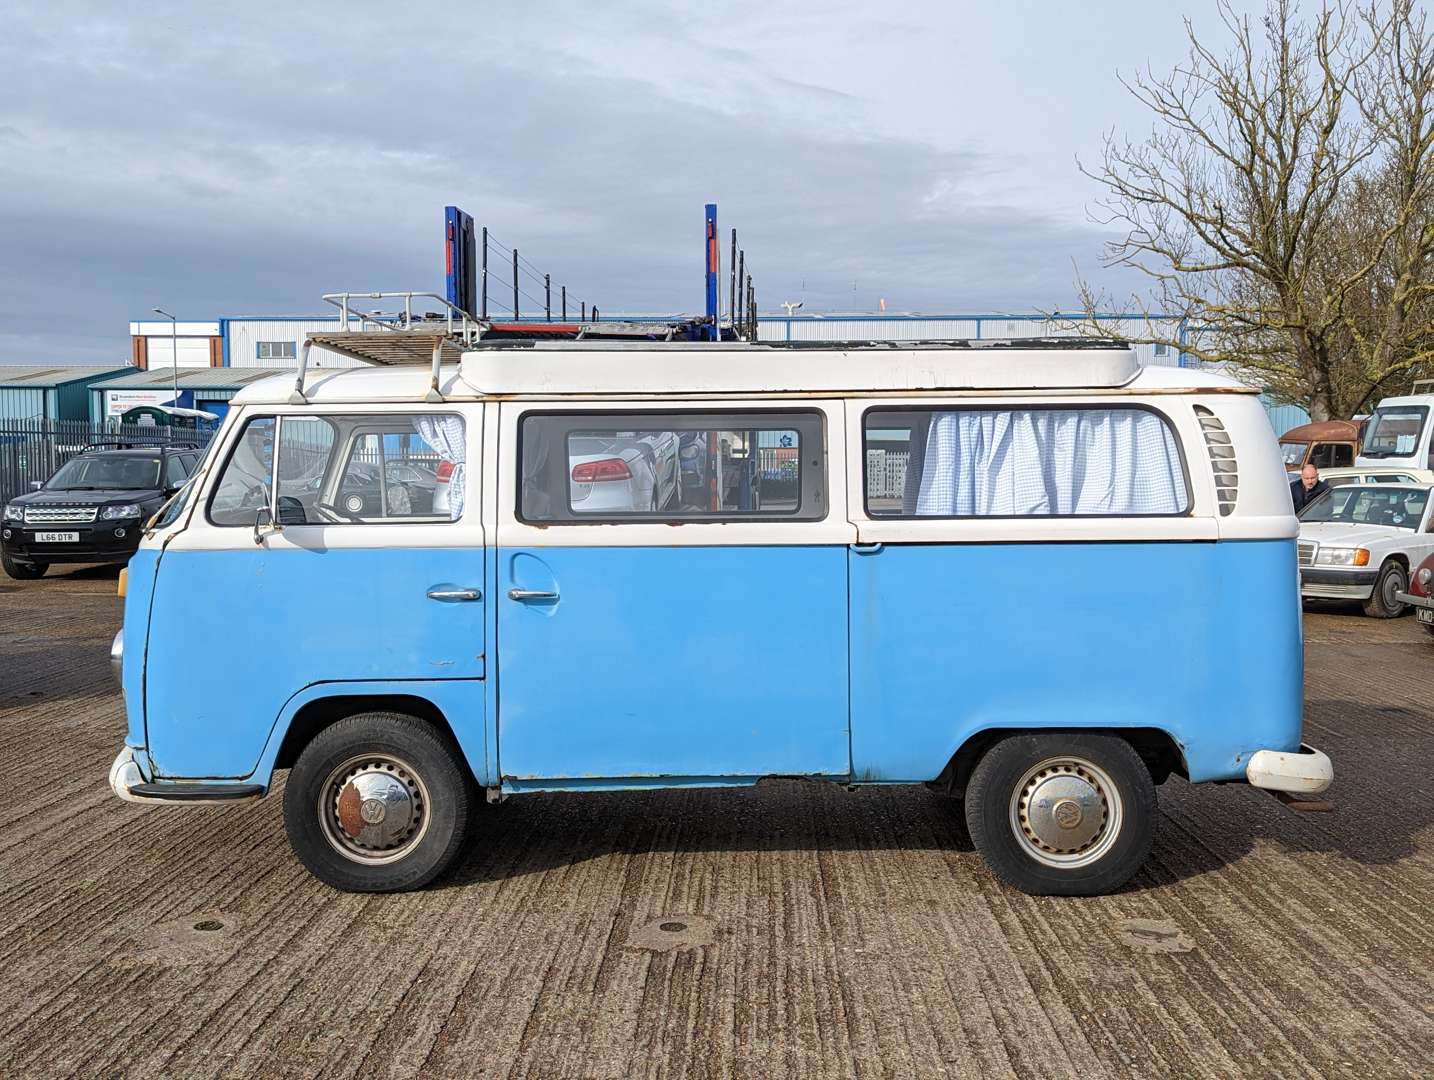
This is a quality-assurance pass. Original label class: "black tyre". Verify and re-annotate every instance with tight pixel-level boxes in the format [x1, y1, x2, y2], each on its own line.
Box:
[1, 552, 46, 580]
[965, 733, 1156, 897]
[1362, 559, 1408, 619]
[1423, 621, 1434, 640]
[283, 711, 472, 893]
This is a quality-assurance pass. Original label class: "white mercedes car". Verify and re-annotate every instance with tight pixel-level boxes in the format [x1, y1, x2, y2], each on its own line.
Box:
[1297, 483, 1434, 617]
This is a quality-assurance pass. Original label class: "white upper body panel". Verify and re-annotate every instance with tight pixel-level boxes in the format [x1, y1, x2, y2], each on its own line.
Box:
[230, 346, 1252, 406]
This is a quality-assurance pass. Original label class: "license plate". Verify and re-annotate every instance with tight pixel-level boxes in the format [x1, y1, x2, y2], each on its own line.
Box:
[34, 531, 79, 543]
[1418, 607, 1434, 625]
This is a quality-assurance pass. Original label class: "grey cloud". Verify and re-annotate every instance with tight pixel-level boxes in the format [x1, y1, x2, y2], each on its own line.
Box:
[1, 0, 1142, 363]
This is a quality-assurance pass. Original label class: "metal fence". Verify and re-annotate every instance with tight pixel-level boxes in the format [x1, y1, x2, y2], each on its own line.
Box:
[0, 420, 211, 504]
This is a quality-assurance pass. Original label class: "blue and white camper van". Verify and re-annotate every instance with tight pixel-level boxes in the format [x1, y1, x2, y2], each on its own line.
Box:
[108, 340, 1331, 896]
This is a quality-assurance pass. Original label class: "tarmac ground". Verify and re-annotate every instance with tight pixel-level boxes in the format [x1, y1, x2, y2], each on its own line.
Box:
[1, 566, 1431, 1078]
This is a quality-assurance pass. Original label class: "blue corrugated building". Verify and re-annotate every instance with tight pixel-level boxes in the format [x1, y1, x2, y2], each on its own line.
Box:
[0, 366, 132, 422]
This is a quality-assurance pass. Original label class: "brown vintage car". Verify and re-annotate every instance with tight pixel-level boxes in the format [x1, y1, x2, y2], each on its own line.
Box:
[1279, 419, 1361, 474]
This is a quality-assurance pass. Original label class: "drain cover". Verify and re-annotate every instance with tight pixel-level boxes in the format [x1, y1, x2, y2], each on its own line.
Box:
[625, 915, 715, 952]
[1115, 918, 1195, 954]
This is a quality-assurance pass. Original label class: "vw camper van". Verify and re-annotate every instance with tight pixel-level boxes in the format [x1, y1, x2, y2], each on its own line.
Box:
[108, 340, 1331, 896]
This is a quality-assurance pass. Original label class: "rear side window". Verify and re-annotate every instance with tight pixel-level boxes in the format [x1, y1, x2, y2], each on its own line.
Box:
[864, 406, 1190, 517]
[519, 411, 825, 523]
[164, 455, 189, 487]
[207, 413, 465, 526]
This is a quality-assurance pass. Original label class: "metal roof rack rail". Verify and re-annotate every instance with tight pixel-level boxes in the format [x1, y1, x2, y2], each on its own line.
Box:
[289, 291, 489, 405]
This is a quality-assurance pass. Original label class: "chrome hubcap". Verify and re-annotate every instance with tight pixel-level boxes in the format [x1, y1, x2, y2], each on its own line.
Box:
[1009, 756, 1123, 869]
[318, 755, 429, 865]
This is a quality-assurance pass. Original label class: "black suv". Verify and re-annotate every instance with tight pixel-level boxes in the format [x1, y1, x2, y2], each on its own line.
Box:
[1, 446, 201, 579]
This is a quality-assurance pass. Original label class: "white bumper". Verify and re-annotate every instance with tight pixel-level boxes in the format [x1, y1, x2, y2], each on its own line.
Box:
[1245, 743, 1333, 795]
[109, 745, 159, 804]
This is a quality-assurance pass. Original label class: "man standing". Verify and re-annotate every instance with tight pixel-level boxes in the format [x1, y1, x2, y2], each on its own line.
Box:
[1290, 464, 1329, 512]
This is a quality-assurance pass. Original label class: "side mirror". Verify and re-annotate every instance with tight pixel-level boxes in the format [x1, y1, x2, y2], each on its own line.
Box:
[29, 481, 42, 492]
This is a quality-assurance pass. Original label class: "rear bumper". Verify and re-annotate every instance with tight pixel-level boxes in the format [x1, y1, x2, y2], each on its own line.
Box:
[1300, 568, 1377, 600]
[108, 746, 264, 805]
[1245, 743, 1333, 795]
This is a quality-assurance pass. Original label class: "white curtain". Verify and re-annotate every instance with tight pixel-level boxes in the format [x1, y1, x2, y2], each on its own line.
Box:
[914, 409, 1187, 516]
[413, 415, 466, 520]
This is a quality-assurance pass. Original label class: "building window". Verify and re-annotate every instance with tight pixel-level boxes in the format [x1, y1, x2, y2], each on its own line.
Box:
[256, 341, 297, 360]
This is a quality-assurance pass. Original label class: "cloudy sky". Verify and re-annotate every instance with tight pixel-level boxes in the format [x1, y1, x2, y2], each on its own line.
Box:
[1, 0, 1257, 364]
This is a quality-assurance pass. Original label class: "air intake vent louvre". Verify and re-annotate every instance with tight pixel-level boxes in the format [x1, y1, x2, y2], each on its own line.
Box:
[1193, 405, 1237, 516]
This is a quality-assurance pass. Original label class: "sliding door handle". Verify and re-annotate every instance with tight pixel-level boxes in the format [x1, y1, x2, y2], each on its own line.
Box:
[851, 542, 885, 555]
[508, 588, 559, 602]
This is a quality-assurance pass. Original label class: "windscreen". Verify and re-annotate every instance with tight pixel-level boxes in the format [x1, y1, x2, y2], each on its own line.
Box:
[45, 455, 160, 491]
[1298, 486, 1428, 529]
[1362, 406, 1428, 457]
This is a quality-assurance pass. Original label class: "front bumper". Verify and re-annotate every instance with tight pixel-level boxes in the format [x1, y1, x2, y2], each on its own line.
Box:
[108, 746, 265, 805]
[1300, 567, 1377, 600]
[2, 524, 141, 565]
[1245, 743, 1333, 795]
[1394, 590, 1433, 612]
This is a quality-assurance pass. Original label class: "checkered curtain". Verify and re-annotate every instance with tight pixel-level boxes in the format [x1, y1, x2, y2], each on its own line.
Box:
[914, 409, 1187, 516]
[412, 415, 466, 520]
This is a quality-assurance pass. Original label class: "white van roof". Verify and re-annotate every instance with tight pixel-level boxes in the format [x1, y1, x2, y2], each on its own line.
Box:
[231, 341, 1253, 405]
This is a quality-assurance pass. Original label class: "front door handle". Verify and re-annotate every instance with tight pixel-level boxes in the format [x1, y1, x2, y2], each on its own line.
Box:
[851, 542, 885, 555]
[508, 588, 559, 602]
[427, 587, 482, 602]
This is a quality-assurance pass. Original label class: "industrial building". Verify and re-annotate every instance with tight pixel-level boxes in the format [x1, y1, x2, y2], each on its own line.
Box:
[0, 366, 132, 422]
[85, 367, 292, 424]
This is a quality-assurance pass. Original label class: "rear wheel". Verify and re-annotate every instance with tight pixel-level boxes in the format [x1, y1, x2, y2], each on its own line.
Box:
[283, 711, 472, 892]
[1363, 559, 1408, 619]
[965, 733, 1155, 896]
[1, 552, 46, 580]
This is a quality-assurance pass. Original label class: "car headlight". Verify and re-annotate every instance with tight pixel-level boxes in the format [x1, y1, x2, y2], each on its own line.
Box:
[2, 504, 21, 522]
[1314, 547, 1370, 567]
[100, 504, 142, 520]
[1420, 568, 1432, 587]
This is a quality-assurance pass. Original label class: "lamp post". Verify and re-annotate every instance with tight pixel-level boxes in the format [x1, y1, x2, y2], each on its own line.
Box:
[152, 307, 179, 407]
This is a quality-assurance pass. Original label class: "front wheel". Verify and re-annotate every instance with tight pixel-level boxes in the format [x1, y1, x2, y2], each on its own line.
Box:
[1363, 560, 1408, 619]
[965, 733, 1155, 896]
[283, 711, 472, 892]
[1, 552, 46, 580]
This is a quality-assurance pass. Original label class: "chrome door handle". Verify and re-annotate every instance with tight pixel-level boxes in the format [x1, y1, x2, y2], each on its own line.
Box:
[427, 587, 482, 602]
[508, 588, 559, 602]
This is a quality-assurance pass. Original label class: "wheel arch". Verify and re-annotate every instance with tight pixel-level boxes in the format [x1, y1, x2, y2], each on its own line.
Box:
[929, 726, 1189, 798]
[274, 693, 466, 773]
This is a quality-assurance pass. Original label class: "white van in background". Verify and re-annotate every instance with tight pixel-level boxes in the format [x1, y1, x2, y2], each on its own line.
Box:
[1357, 384, 1434, 482]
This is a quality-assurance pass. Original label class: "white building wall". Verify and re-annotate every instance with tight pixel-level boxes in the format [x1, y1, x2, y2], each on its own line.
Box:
[225, 319, 366, 369]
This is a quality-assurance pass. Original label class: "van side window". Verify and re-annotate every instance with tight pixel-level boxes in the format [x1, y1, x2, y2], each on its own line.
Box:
[208, 414, 464, 526]
[864, 406, 1190, 517]
[519, 411, 824, 523]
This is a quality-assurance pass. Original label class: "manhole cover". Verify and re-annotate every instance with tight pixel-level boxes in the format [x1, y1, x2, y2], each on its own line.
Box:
[1115, 918, 1195, 954]
[625, 915, 715, 953]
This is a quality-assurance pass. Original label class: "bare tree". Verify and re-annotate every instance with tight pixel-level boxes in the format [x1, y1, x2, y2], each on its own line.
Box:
[1072, 0, 1434, 420]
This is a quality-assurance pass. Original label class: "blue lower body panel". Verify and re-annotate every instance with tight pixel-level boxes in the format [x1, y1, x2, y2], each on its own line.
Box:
[848, 539, 1303, 783]
[496, 545, 851, 781]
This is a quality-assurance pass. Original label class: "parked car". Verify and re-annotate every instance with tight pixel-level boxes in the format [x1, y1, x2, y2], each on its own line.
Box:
[1395, 552, 1434, 638]
[568, 431, 680, 513]
[1279, 419, 1361, 478]
[1317, 466, 1424, 487]
[1296, 483, 1434, 616]
[1, 446, 200, 579]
